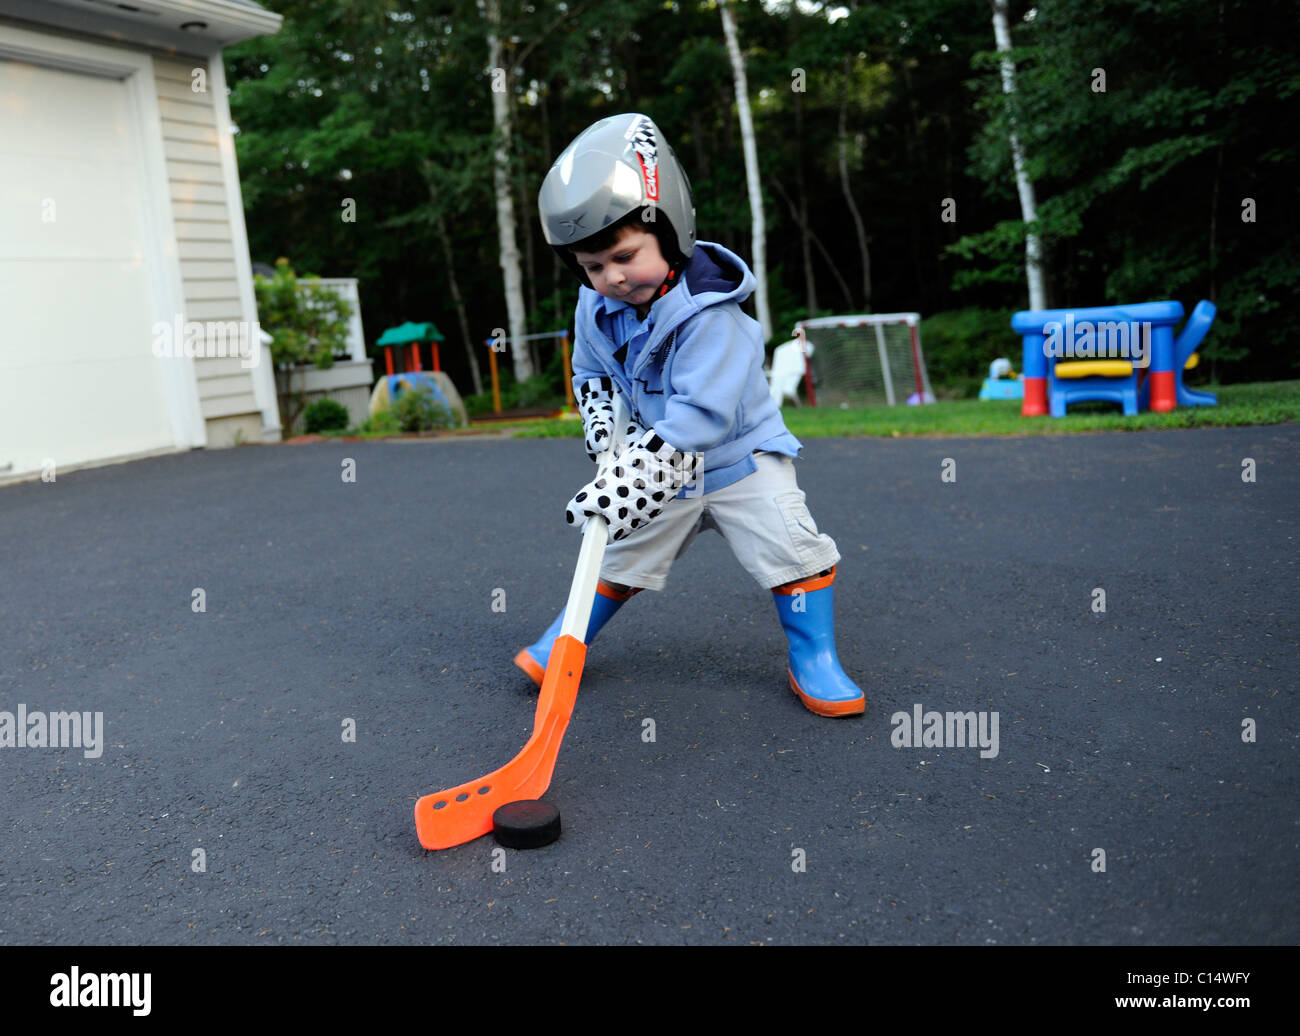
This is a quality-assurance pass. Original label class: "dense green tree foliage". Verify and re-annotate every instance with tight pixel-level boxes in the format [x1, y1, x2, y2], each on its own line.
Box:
[226, 0, 1298, 395]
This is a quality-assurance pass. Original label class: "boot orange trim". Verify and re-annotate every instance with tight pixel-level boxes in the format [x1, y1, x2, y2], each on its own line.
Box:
[513, 647, 545, 687]
[789, 669, 864, 717]
[772, 565, 836, 596]
[597, 581, 640, 602]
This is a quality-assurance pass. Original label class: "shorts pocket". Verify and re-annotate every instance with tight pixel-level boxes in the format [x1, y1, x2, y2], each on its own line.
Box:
[775, 490, 822, 558]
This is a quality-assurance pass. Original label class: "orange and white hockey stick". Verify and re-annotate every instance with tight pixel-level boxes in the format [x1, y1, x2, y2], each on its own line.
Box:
[414, 396, 630, 849]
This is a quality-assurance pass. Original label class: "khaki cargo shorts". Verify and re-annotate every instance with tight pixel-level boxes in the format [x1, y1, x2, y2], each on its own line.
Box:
[599, 451, 840, 591]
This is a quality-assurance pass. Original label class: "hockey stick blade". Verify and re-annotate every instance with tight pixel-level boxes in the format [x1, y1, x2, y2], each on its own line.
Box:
[414, 633, 587, 850]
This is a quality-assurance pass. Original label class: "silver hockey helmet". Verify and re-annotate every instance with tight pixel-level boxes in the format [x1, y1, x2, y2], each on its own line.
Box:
[538, 113, 696, 290]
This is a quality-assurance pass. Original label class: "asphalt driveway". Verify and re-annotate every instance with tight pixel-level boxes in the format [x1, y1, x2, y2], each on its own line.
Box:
[1, 425, 1296, 944]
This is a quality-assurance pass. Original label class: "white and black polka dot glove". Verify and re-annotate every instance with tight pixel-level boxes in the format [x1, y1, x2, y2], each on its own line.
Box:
[578, 377, 617, 462]
[565, 430, 702, 541]
[618, 410, 650, 444]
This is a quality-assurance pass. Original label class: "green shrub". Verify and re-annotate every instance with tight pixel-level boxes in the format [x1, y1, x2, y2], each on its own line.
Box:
[257, 258, 355, 432]
[515, 370, 566, 409]
[255, 258, 353, 370]
[465, 348, 567, 415]
[358, 407, 401, 436]
[302, 397, 350, 434]
[389, 383, 457, 432]
[464, 390, 500, 418]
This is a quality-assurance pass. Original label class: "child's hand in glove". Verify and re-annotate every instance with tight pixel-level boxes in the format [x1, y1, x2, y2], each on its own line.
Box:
[565, 430, 701, 541]
[577, 377, 648, 462]
[577, 377, 617, 462]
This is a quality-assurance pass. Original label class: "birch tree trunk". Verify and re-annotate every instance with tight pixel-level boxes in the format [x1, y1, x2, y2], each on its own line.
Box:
[481, 0, 531, 380]
[991, 0, 1046, 311]
[507, 72, 539, 362]
[718, 0, 772, 342]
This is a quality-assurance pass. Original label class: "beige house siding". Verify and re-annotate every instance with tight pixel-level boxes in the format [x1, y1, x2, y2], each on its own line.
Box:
[0, 13, 269, 449]
[152, 56, 262, 443]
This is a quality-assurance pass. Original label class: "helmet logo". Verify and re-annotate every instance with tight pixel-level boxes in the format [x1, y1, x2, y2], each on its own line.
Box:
[626, 117, 659, 202]
[559, 215, 586, 237]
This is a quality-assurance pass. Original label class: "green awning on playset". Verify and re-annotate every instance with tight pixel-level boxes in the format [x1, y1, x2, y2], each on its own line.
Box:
[376, 322, 445, 345]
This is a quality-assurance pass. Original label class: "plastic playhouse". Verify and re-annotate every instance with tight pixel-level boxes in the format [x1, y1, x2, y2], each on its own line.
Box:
[1012, 299, 1218, 417]
[369, 321, 466, 425]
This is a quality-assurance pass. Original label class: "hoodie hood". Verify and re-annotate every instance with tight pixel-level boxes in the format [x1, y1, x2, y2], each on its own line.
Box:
[676, 239, 753, 301]
[568, 238, 796, 474]
[580, 240, 756, 384]
[654, 239, 755, 324]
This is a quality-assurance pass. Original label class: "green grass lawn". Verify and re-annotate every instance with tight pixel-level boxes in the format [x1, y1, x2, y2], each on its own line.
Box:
[497, 379, 1300, 440]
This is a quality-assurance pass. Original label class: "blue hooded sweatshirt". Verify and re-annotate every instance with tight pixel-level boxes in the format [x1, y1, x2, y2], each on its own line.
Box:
[569, 241, 803, 497]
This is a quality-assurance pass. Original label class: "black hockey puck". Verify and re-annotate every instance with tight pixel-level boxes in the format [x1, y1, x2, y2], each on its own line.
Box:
[492, 799, 561, 849]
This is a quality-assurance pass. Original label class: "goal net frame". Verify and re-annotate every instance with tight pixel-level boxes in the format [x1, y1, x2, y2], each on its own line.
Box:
[792, 313, 934, 408]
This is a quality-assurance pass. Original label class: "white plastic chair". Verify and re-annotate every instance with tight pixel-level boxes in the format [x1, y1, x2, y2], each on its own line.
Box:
[767, 338, 813, 406]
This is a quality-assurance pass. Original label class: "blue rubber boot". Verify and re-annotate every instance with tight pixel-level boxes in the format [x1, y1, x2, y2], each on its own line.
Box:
[771, 565, 865, 716]
[514, 582, 641, 686]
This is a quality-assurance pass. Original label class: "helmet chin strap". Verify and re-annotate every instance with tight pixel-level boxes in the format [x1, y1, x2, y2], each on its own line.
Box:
[650, 255, 687, 302]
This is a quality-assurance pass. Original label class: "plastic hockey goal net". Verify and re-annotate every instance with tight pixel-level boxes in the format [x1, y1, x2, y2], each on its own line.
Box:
[793, 313, 934, 408]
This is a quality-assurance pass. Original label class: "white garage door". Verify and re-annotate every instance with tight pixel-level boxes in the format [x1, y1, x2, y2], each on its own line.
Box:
[0, 58, 177, 479]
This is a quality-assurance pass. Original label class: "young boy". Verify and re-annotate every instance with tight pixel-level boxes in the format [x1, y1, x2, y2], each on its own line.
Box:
[519, 112, 863, 717]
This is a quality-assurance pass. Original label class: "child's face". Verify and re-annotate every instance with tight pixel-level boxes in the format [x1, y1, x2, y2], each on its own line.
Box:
[571, 227, 669, 313]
